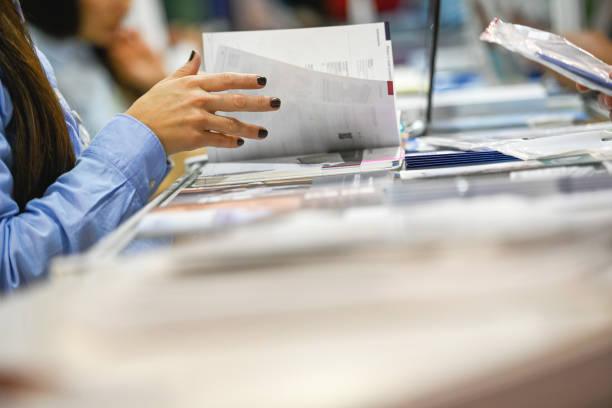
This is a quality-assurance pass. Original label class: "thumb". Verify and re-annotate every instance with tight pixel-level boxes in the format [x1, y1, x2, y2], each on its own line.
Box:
[168, 50, 201, 80]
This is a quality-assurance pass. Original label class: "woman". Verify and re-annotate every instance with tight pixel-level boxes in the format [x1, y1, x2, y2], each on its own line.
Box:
[0, 0, 279, 292]
[22, 0, 168, 136]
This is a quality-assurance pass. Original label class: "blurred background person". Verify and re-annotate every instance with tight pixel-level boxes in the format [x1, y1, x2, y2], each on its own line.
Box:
[563, 0, 612, 67]
[162, 0, 300, 32]
[161, 0, 405, 33]
[21, 0, 167, 136]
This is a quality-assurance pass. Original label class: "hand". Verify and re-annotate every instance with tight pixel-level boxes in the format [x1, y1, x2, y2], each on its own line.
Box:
[107, 29, 166, 93]
[125, 51, 281, 156]
[577, 72, 612, 120]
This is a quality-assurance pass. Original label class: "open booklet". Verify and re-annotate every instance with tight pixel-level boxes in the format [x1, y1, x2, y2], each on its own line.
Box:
[199, 23, 402, 185]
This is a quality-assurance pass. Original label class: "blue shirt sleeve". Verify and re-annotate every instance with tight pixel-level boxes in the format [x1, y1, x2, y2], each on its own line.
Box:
[0, 76, 168, 291]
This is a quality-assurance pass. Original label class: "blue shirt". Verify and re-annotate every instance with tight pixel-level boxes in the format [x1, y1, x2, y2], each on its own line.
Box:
[0, 50, 169, 292]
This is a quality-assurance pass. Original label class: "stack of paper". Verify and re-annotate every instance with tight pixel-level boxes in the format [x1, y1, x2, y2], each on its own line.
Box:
[424, 123, 612, 161]
[15, 187, 612, 407]
[198, 23, 403, 182]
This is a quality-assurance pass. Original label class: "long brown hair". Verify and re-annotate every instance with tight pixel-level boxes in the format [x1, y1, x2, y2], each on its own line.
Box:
[0, 0, 76, 210]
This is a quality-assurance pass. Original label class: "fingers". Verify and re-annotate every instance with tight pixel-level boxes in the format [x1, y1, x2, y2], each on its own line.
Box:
[206, 93, 281, 112]
[116, 28, 138, 40]
[599, 93, 612, 110]
[576, 72, 612, 96]
[195, 72, 268, 92]
[168, 50, 201, 80]
[196, 131, 244, 148]
[577, 73, 612, 117]
[205, 114, 268, 140]
[576, 83, 590, 93]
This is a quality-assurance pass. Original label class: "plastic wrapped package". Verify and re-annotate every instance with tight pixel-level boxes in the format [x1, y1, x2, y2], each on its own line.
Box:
[481, 18, 612, 97]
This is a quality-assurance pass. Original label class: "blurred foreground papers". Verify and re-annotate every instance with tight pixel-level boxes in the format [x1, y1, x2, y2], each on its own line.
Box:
[3, 188, 612, 407]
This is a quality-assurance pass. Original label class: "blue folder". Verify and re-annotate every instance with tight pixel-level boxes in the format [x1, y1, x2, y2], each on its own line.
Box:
[405, 150, 520, 169]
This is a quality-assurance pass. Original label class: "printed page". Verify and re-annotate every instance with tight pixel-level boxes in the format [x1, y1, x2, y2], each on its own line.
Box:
[203, 23, 394, 81]
[206, 46, 399, 162]
[496, 128, 612, 160]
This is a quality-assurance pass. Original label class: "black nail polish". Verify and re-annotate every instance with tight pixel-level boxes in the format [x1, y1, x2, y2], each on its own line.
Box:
[257, 76, 267, 86]
[237, 138, 245, 146]
[258, 129, 268, 138]
[188, 50, 195, 62]
[270, 98, 281, 108]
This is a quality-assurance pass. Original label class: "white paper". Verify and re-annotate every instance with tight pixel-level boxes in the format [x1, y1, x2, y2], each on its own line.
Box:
[423, 122, 612, 152]
[195, 147, 402, 187]
[203, 23, 393, 81]
[205, 46, 400, 162]
[497, 128, 612, 160]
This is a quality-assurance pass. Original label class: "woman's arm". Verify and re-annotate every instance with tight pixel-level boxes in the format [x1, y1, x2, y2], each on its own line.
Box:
[0, 108, 168, 291]
[0, 51, 279, 291]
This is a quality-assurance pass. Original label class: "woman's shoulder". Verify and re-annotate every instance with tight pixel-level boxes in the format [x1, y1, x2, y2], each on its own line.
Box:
[0, 77, 15, 167]
[34, 47, 61, 91]
[0, 75, 14, 131]
[0, 48, 53, 130]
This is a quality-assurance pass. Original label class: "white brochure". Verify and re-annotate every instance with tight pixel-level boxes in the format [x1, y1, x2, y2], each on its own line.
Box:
[203, 23, 394, 81]
[202, 23, 401, 165]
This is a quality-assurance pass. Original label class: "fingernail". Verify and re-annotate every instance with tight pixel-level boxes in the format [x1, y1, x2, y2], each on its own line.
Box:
[270, 97, 281, 108]
[188, 50, 195, 62]
[237, 138, 244, 146]
[257, 76, 267, 86]
[258, 129, 268, 138]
